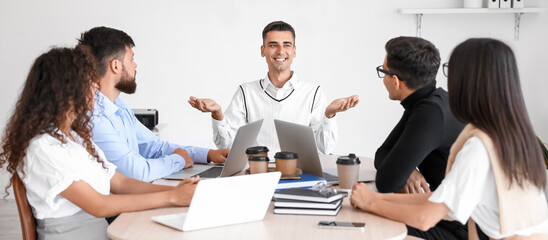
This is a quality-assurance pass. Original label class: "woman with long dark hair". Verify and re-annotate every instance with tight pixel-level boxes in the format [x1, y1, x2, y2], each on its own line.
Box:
[351, 38, 548, 239]
[0, 47, 199, 239]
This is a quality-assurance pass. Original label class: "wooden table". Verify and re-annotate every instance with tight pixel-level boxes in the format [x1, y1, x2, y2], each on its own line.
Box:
[107, 155, 407, 240]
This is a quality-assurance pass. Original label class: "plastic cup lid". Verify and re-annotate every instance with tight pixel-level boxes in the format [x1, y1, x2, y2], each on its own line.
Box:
[248, 156, 270, 162]
[245, 146, 269, 154]
[274, 151, 298, 159]
[336, 153, 361, 165]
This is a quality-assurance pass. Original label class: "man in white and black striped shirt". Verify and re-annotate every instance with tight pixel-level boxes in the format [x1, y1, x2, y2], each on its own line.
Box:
[189, 21, 358, 155]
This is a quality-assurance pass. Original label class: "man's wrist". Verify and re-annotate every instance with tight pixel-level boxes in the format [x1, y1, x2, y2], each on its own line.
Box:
[325, 110, 335, 119]
[211, 111, 223, 121]
[206, 149, 212, 163]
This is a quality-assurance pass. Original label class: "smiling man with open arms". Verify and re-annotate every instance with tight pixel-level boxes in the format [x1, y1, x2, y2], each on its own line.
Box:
[189, 21, 359, 155]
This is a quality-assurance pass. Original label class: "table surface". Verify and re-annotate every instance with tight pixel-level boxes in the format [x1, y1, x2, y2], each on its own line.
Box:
[107, 155, 407, 240]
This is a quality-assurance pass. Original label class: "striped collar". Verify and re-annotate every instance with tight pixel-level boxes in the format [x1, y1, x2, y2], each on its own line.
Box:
[260, 71, 298, 102]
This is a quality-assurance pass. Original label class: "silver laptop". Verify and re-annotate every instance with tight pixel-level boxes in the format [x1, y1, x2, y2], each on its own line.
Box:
[163, 119, 263, 179]
[152, 171, 281, 231]
[274, 119, 374, 184]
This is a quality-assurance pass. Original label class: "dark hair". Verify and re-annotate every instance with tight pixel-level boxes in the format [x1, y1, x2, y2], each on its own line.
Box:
[448, 38, 546, 189]
[77, 26, 135, 77]
[262, 21, 295, 45]
[385, 36, 440, 90]
[0, 47, 102, 197]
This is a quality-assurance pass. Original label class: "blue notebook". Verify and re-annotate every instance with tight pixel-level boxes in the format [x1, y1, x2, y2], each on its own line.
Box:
[276, 174, 326, 191]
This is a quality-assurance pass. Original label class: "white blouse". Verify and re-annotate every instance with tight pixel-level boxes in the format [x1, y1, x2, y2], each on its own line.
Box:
[21, 131, 116, 219]
[429, 137, 548, 238]
[212, 73, 337, 155]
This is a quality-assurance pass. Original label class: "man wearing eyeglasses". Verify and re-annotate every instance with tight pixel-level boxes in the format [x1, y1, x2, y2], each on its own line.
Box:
[374, 36, 466, 239]
[375, 36, 465, 193]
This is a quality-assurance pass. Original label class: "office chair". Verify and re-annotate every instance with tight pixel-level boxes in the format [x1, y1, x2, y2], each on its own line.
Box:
[12, 172, 37, 240]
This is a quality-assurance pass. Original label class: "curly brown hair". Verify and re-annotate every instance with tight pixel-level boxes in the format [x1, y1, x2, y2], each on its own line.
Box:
[0, 46, 102, 197]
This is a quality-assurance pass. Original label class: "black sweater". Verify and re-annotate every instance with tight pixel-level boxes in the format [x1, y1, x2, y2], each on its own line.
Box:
[374, 83, 465, 193]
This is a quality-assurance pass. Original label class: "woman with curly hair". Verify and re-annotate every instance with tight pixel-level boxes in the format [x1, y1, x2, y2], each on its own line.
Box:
[0, 47, 199, 239]
[351, 38, 548, 240]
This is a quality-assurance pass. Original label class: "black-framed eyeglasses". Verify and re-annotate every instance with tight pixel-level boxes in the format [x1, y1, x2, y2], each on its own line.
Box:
[376, 65, 401, 80]
[442, 63, 449, 77]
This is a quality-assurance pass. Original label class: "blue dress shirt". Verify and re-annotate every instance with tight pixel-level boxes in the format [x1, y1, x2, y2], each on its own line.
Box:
[92, 92, 209, 182]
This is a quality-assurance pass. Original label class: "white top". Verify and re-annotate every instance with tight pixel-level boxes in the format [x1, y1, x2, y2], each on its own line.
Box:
[212, 72, 337, 155]
[21, 131, 116, 219]
[429, 137, 548, 238]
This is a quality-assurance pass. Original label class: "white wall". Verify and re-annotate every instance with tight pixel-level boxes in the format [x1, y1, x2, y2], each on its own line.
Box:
[1, 0, 547, 198]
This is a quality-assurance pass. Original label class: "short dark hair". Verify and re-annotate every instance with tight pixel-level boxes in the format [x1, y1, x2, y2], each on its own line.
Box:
[385, 36, 440, 90]
[262, 21, 295, 45]
[448, 38, 546, 190]
[77, 26, 135, 77]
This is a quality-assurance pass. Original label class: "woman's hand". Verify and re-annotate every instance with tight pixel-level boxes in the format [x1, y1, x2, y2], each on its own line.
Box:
[350, 182, 378, 212]
[171, 176, 201, 206]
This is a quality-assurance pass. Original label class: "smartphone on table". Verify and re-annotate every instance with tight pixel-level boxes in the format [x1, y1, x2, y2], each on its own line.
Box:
[317, 221, 366, 230]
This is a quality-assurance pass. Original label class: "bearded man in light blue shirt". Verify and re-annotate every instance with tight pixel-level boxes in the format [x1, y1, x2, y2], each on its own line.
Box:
[79, 26, 229, 182]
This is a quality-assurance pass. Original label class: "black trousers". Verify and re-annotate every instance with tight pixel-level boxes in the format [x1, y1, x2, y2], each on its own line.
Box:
[106, 215, 118, 225]
[407, 220, 490, 240]
[407, 220, 468, 240]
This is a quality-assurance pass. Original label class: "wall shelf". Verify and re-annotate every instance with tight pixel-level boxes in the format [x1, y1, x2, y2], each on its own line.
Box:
[398, 8, 547, 40]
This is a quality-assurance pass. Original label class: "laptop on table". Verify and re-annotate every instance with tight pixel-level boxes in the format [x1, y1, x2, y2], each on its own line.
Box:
[163, 119, 263, 180]
[274, 119, 374, 184]
[152, 171, 281, 231]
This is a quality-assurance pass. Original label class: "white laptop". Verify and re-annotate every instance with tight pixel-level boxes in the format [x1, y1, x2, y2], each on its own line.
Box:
[274, 119, 374, 184]
[152, 171, 281, 231]
[163, 119, 263, 179]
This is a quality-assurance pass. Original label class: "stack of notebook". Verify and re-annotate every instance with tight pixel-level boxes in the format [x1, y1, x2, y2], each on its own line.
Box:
[272, 188, 347, 216]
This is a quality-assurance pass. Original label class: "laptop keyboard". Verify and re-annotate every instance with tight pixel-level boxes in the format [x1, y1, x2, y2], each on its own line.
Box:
[192, 167, 223, 178]
[323, 172, 338, 182]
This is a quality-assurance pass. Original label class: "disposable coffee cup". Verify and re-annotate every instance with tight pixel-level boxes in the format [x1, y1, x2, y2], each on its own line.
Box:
[249, 156, 270, 174]
[274, 152, 298, 176]
[336, 153, 361, 189]
[246, 146, 269, 160]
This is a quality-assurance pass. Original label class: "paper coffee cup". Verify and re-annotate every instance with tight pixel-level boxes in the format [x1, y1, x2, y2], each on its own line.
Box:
[336, 153, 361, 189]
[249, 156, 269, 174]
[274, 152, 298, 176]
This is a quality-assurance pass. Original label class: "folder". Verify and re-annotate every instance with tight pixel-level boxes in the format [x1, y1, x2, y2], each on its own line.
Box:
[512, 0, 524, 8]
[488, 0, 500, 8]
[500, 0, 511, 8]
[276, 174, 326, 191]
[273, 188, 347, 203]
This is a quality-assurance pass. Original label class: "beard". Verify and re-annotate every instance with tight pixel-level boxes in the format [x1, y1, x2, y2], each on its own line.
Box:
[115, 65, 137, 94]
